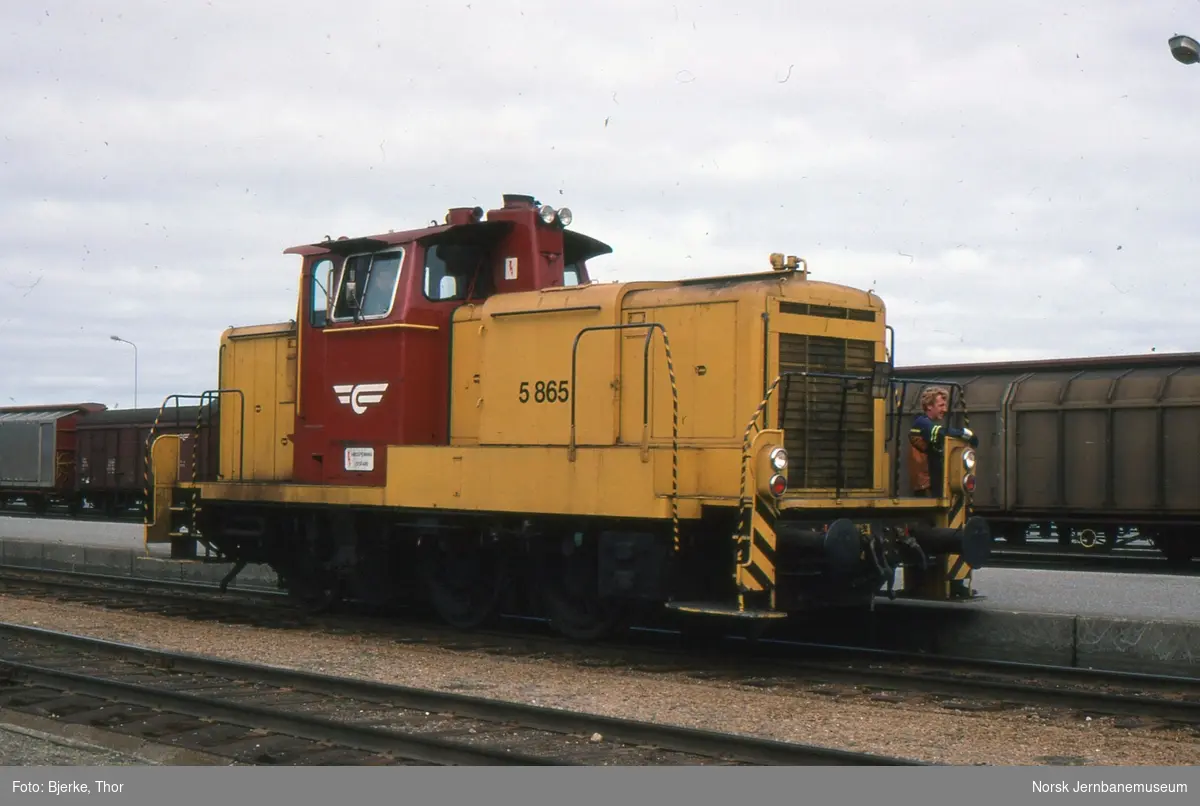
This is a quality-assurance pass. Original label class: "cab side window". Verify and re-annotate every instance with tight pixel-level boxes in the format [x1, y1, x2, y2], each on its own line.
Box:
[424, 245, 459, 301]
[310, 258, 333, 327]
[423, 243, 488, 302]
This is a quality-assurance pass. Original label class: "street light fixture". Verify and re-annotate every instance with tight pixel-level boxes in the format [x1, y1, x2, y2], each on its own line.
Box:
[110, 335, 138, 408]
[1170, 34, 1200, 65]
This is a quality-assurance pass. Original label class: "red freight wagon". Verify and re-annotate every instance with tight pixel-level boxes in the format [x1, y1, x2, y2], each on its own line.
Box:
[75, 405, 217, 517]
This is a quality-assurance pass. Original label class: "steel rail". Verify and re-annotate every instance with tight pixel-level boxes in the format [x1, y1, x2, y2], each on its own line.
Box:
[6, 563, 1198, 714]
[753, 653, 1200, 724]
[0, 656, 553, 766]
[8, 564, 1196, 727]
[0, 622, 921, 766]
[0, 563, 283, 598]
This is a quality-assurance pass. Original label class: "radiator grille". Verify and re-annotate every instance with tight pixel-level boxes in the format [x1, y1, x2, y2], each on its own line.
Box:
[777, 334, 875, 489]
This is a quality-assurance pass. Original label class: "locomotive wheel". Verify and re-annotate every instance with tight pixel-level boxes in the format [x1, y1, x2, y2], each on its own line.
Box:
[422, 535, 507, 629]
[539, 533, 626, 642]
[286, 571, 342, 614]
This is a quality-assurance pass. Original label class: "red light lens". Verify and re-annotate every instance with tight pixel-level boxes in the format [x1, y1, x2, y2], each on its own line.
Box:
[963, 474, 976, 493]
[769, 474, 787, 497]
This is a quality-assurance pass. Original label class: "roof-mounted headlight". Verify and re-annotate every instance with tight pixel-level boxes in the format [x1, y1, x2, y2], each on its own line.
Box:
[539, 205, 557, 224]
[557, 207, 572, 227]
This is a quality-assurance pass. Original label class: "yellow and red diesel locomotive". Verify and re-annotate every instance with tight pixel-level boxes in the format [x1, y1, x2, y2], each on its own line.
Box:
[144, 193, 991, 638]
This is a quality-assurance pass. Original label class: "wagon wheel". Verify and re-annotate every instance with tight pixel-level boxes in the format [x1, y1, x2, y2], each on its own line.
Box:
[421, 533, 508, 629]
[1077, 529, 1112, 552]
[539, 532, 627, 642]
[1155, 533, 1195, 568]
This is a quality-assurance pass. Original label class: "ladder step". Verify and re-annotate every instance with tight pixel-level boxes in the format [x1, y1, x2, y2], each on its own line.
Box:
[168, 506, 190, 512]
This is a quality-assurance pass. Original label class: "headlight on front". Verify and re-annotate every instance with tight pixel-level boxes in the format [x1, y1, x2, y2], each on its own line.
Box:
[962, 449, 976, 471]
[769, 446, 788, 472]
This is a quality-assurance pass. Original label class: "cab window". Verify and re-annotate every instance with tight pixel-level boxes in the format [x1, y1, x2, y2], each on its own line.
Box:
[423, 243, 487, 302]
[309, 258, 333, 327]
[331, 248, 404, 321]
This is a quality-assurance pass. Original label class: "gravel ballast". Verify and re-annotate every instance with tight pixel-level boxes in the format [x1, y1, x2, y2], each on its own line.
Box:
[0, 594, 1196, 766]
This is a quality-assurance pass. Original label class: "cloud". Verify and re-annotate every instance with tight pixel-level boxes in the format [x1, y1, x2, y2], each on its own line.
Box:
[2, 0, 1199, 412]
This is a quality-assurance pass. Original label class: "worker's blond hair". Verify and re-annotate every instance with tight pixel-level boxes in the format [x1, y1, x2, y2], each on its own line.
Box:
[920, 386, 949, 412]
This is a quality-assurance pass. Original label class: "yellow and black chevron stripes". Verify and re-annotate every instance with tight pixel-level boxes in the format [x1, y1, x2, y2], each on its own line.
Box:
[737, 494, 779, 596]
[947, 489, 965, 526]
[737, 375, 784, 538]
[942, 488, 970, 585]
[947, 554, 971, 581]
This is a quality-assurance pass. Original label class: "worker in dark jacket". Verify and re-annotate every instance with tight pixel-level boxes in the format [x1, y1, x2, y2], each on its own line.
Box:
[908, 386, 977, 497]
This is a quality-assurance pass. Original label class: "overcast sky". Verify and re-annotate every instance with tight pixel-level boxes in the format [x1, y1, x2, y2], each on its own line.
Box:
[3, 1, 1199, 410]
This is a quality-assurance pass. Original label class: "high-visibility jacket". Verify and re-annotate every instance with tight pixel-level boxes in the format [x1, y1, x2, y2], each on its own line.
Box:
[908, 414, 956, 494]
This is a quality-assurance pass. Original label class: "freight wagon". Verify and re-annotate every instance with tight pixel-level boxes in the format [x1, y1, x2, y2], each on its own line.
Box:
[898, 352, 1200, 565]
[0, 403, 103, 514]
[0, 403, 214, 518]
[75, 405, 216, 517]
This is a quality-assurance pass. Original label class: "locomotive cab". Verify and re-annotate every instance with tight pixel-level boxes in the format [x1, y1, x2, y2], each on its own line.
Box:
[280, 195, 611, 487]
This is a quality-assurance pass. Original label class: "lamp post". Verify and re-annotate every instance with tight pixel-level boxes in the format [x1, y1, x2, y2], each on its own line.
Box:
[110, 335, 138, 408]
[1170, 34, 1200, 65]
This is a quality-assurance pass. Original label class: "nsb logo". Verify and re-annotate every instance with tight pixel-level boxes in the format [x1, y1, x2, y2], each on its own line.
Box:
[333, 383, 389, 415]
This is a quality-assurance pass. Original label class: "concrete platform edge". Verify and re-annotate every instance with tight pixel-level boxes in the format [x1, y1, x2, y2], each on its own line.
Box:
[0, 538, 278, 591]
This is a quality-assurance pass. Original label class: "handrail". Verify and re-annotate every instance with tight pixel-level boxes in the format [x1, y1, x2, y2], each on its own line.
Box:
[885, 375, 970, 498]
[141, 389, 246, 526]
[568, 323, 679, 552]
[738, 371, 971, 537]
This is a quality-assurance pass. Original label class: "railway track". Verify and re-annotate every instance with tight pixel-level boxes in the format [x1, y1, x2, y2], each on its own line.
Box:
[726, 640, 1200, 727]
[0, 565, 298, 628]
[2, 564, 1198, 736]
[0, 622, 913, 766]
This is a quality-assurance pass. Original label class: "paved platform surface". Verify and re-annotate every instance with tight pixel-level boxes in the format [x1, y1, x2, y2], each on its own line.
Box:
[0, 517, 147, 550]
[967, 567, 1200, 622]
